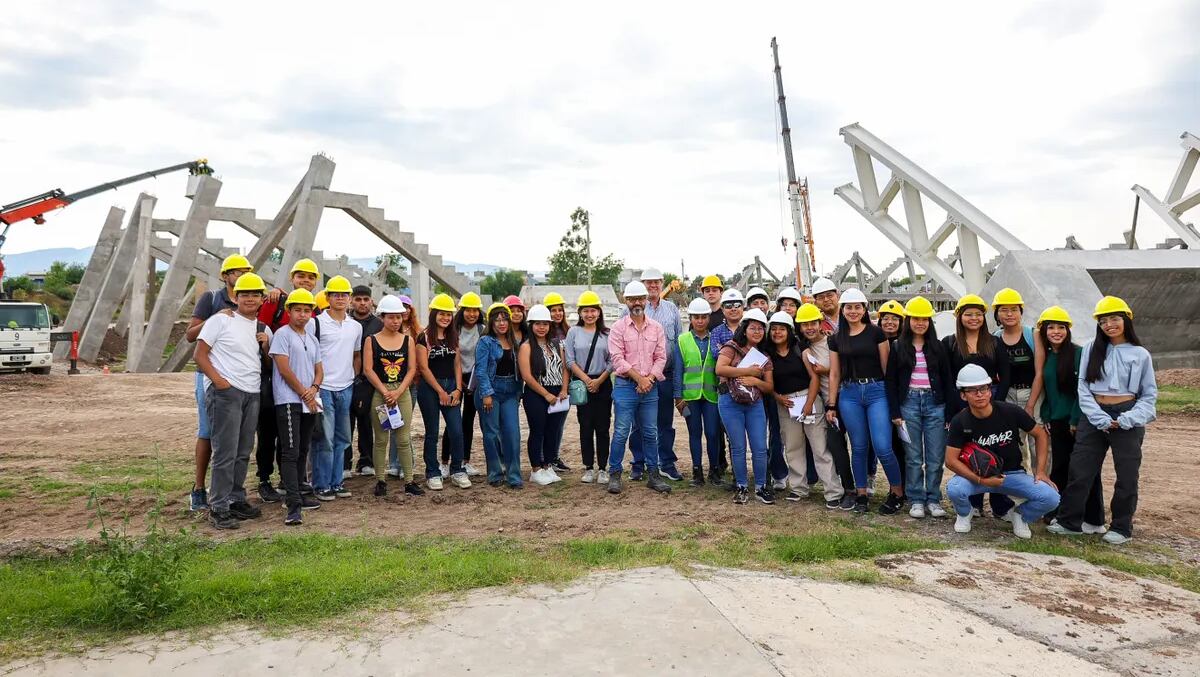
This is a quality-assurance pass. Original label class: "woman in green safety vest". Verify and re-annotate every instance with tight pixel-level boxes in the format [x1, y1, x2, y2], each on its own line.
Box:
[674, 298, 721, 487]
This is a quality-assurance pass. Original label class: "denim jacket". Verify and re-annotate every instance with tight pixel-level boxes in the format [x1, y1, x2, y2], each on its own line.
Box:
[473, 335, 511, 398]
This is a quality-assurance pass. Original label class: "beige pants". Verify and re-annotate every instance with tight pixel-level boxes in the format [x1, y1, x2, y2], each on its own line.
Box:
[372, 384, 414, 483]
[777, 400, 842, 501]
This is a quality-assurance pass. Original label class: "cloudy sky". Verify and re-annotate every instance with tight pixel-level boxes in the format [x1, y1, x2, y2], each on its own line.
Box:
[1, 0, 1196, 282]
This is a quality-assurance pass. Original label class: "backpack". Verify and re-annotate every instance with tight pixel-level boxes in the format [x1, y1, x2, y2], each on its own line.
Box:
[958, 441, 1001, 478]
[719, 341, 762, 405]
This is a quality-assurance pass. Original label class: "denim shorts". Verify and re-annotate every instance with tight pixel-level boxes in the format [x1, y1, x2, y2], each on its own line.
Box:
[195, 371, 211, 440]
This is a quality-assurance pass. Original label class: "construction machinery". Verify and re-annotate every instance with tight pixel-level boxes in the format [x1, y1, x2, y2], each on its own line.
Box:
[771, 37, 817, 292]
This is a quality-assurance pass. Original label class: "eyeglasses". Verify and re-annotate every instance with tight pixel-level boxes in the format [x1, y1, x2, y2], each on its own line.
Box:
[722, 302, 744, 309]
[1097, 316, 1124, 326]
[960, 385, 991, 395]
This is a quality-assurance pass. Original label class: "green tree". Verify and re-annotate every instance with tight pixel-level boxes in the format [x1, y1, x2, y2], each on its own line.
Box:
[374, 252, 409, 290]
[662, 272, 679, 286]
[547, 207, 624, 287]
[43, 261, 85, 299]
[481, 269, 525, 299]
[4, 275, 35, 294]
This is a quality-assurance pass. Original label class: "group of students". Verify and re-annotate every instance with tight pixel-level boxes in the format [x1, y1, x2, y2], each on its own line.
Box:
[187, 256, 1156, 544]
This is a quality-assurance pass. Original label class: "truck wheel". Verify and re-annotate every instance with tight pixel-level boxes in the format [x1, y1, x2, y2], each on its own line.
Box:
[30, 367, 52, 375]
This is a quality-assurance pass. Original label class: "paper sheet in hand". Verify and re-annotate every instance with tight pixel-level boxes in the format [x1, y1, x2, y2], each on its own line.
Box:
[547, 397, 570, 414]
[897, 421, 912, 444]
[737, 347, 769, 369]
[467, 369, 478, 392]
[375, 403, 404, 430]
[787, 392, 812, 421]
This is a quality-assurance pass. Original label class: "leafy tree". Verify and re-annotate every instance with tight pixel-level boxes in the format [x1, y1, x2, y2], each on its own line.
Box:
[547, 207, 624, 287]
[662, 272, 679, 286]
[4, 275, 35, 294]
[374, 252, 409, 290]
[481, 269, 525, 299]
[43, 261, 85, 299]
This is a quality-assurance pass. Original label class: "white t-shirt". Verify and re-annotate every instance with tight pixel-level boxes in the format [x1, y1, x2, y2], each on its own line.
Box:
[198, 312, 271, 394]
[315, 312, 362, 391]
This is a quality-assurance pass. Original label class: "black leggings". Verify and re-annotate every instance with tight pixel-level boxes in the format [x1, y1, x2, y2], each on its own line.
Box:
[1047, 418, 1104, 523]
[576, 379, 613, 469]
[1058, 402, 1143, 537]
[256, 391, 282, 483]
[442, 371, 478, 463]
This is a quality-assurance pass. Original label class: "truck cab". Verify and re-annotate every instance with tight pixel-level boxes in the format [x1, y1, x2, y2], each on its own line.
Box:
[0, 300, 54, 374]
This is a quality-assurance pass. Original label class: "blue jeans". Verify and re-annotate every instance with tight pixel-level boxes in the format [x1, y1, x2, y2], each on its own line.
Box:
[683, 398, 721, 470]
[947, 471, 1060, 521]
[838, 380, 901, 489]
[314, 385, 353, 491]
[477, 376, 522, 486]
[629, 374, 676, 471]
[522, 389, 569, 467]
[763, 398, 789, 482]
[900, 388, 946, 503]
[609, 377, 659, 473]
[718, 394, 768, 489]
[416, 378, 464, 478]
[195, 371, 211, 440]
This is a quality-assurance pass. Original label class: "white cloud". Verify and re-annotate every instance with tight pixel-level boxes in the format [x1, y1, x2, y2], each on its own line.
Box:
[1, 0, 1196, 284]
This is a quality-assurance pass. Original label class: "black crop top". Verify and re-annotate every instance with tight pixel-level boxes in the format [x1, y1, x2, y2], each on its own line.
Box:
[370, 334, 409, 385]
[829, 325, 887, 381]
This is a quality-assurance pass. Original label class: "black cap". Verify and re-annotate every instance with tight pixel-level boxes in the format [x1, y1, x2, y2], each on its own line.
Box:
[352, 285, 373, 297]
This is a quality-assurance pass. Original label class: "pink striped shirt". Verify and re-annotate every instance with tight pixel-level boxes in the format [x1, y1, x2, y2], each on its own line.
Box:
[909, 348, 931, 389]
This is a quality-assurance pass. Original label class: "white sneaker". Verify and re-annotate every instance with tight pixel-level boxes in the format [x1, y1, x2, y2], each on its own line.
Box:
[1082, 522, 1108, 535]
[547, 468, 563, 483]
[1010, 511, 1032, 539]
[909, 503, 926, 519]
[581, 469, 596, 484]
[427, 476, 444, 491]
[954, 514, 973, 533]
[1102, 531, 1131, 545]
[386, 468, 400, 478]
[597, 470, 610, 485]
[971, 507, 982, 518]
[359, 465, 375, 477]
[1047, 519, 1083, 536]
[926, 502, 947, 518]
[450, 472, 472, 489]
[463, 463, 483, 477]
[532, 469, 553, 486]
[439, 464, 450, 479]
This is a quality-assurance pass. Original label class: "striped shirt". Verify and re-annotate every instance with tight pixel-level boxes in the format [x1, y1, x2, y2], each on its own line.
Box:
[540, 342, 565, 387]
[909, 348, 931, 389]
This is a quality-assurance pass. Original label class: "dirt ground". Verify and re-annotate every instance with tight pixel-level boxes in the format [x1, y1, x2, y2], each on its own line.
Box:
[2, 372, 1199, 563]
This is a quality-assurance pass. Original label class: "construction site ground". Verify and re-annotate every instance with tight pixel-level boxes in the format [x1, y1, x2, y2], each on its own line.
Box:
[2, 370, 1199, 675]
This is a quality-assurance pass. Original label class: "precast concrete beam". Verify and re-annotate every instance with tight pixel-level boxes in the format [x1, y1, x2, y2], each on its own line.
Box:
[55, 207, 125, 358]
[79, 194, 156, 363]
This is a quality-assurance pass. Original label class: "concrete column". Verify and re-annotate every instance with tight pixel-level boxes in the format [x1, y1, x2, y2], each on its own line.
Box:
[79, 195, 156, 363]
[279, 156, 335, 279]
[55, 207, 125, 358]
[131, 176, 222, 373]
[411, 259, 431, 316]
[125, 197, 155, 369]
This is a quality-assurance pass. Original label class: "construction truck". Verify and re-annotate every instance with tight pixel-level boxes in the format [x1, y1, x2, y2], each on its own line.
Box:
[0, 299, 55, 374]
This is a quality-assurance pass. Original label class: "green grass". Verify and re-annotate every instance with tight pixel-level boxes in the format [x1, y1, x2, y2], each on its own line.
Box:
[23, 458, 190, 501]
[767, 529, 944, 563]
[1158, 384, 1200, 415]
[1002, 539, 1200, 593]
[0, 489, 14, 500]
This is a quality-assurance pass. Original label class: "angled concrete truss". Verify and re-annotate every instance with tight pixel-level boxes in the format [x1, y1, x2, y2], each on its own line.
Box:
[833, 123, 1031, 297]
[1132, 131, 1200, 249]
[62, 155, 480, 372]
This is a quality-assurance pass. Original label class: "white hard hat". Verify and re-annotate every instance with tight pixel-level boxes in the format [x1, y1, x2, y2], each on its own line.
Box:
[720, 289, 745, 303]
[624, 280, 649, 297]
[768, 311, 794, 326]
[639, 267, 664, 281]
[811, 277, 837, 295]
[776, 287, 803, 303]
[956, 364, 993, 389]
[742, 308, 769, 325]
[376, 295, 406, 315]
[839, 288, 868, 305]
[527, 304, 552, 322]
[747, 287, 769, 301]
[687, 298, 711, 315]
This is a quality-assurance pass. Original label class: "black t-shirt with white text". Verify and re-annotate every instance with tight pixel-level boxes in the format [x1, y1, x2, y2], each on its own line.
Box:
[947, 401, 1036, 473]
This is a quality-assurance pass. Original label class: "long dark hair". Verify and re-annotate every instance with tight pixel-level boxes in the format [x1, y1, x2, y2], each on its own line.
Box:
[731, 318, 766, 348]
[895, 317, 942, 371]
[453, 306, 481, 332]
[485, 308, 515, 344]
[836, 301, 875, 337]
[768, 321, 803, 354]
[1085, 314, 1141, 383]
[1038, 322, 1077, 395]
[527, 324, 560, 380]
[575, 306, 609, 335]
[953, 305, 994, 359]
[424, 309, 459, 350]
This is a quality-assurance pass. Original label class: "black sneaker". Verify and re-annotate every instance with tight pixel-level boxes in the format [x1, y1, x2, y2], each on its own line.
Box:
[690, 468, 705, 487]
[853, 495, 869, 514]
[300, 482, 316, 496]
[300, 495, 321, 510]
[786, 490, 807, 502]
[334, 485, 352, 498]
[660, 465, 683, 481]
[317, 489, 337, 501]
[839, 493, 857, 511]
[209, 509, 240, 530]
[488, 479, 503, 487]
[825, 498, 841, 510]
[552, 459, 571, 472]
[707, 468, 723, 486]
[756, 487, 775, 505]
[734, 486, 749, 504]
[229, 501, 262, 520]
[630, 467, 644, 482]
[879, 492, 904, 515]
[404, 482, 425, 496]
[373, 481, 387, 497]
[258, 482, 283, 504]
[284, 505, 303, 525]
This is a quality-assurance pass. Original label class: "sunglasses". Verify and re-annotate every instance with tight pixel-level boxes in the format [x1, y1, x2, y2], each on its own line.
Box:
[722, 301, 744, 309]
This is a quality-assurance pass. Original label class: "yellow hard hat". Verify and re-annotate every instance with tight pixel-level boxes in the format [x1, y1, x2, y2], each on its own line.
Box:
[1093, 295, 1133, 319]
[486, 302, 511, 320]
[543, 291, 566, 307]
[233, 272, 267, 293]
[954, 294, 988, 315]
[314, 290, 329, 310]
[577, 290, 602, 307]
[701, 274, 723, 289]
[795, 302, 823, 324]
[220, 254, 253, 274]
[992, 287, 1024, 307]
[1036, 305, 1073, 328]
[878, 300, 906, 318]
[429, 293, 456, 313]
[285, 288, 316, 307]
[459, 291, 484, 309]
[903, 296, 935, 318]
[324, 275, 353, 294]
[290, 258, 319, 276]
